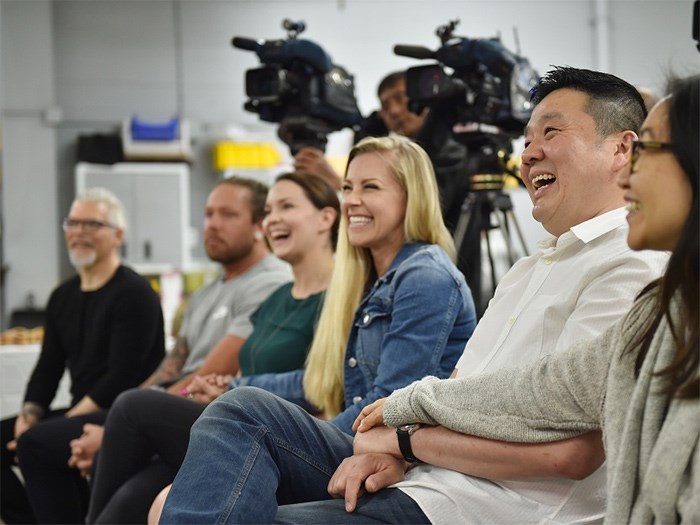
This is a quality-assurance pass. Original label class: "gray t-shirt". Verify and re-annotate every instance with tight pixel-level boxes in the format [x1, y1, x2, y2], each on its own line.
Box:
[179, 255, 291, 373]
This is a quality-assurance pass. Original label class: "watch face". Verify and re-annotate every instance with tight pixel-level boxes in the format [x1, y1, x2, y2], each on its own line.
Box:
[398, 423, 419, 433]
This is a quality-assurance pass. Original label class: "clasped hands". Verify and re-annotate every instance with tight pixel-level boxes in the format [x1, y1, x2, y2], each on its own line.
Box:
[66, 374, 232, 477]
[328, 398, 413, 512]
[179, 373, 233, 404]
[68, 423, 104, 478]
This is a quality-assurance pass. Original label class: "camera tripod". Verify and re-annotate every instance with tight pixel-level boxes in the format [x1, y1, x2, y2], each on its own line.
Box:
[453, 175, 529, 310]
[445, 131, 530, 314]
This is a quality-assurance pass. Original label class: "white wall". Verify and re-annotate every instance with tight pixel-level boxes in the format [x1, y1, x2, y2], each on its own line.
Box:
[1, 0, 60, 326]
[1, 0, 698, 327]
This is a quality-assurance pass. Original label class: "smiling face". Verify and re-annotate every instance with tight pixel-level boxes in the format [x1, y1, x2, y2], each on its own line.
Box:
[619, 99, 691, 251]
[64, 200, 123, 269]
[203, 183, 259, 265]
[521, 88, 626, 237]
[262, 179, 334, 265]
[342, 151, 407, 270]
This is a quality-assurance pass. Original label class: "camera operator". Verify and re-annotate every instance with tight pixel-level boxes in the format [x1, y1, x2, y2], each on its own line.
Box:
[375, 72, 473, 231]
[376, 72, 481, 311]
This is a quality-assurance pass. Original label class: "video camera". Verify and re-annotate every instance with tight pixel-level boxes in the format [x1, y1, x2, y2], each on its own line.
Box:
[395, 19, 539, 137]
[395, 19, 538, 192]
[232, 19, 363, 155]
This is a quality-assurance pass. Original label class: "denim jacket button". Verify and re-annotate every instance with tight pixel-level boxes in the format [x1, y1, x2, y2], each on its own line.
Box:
[352, 396, 363, 404]
[363, 313, 370, 324]
[347, 357, 357, 368]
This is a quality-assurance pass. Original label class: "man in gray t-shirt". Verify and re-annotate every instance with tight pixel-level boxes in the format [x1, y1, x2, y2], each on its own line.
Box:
[178, 255, 290, 375]
[141, 177, 291, 393]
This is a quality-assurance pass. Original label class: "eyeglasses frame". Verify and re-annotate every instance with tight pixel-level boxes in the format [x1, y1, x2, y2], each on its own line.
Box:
[630, 140, 676, 173]
[62, 217, 119, 233]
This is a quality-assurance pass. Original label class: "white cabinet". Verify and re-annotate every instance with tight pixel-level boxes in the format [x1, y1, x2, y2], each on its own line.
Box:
[75, 162, 192, 272]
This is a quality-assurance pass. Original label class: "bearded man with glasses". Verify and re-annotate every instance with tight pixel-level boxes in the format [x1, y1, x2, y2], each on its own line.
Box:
[0, 187, 165, 525]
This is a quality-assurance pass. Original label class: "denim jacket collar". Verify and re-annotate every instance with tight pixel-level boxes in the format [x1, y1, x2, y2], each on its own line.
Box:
[368, 242, 429, 292]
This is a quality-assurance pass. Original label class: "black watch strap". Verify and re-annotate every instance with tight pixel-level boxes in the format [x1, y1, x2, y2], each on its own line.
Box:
[396, 424, 423, 463]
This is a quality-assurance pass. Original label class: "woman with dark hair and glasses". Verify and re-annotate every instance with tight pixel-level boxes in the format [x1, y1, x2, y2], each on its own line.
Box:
[357, 74, 699, 524]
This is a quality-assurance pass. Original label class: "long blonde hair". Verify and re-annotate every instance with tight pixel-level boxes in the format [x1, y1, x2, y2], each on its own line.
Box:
[303, 136, 455, 417]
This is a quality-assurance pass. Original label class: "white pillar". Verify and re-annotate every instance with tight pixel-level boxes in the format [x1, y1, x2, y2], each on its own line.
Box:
[593, 0, 612, 72]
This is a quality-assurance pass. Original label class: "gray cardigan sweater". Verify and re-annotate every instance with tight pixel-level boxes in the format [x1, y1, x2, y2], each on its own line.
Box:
[384, 291, 699, 524]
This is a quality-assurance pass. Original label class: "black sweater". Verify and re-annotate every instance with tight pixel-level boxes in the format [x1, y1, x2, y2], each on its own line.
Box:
[24, 265, 165, 410]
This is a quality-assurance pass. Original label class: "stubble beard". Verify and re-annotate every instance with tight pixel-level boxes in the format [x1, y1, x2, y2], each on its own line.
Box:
[206, 239, 255, 267]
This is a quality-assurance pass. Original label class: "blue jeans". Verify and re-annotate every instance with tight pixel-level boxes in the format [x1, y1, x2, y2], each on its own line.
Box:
[273, 489, 429, 524]
[159, 387, 428, 524]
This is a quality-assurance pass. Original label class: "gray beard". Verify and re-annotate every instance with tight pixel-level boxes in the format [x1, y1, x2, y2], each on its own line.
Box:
[68, 249, 97, 269]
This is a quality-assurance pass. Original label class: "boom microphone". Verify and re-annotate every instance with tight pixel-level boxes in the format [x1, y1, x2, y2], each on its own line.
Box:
[232, 37, 260, 51]
[393, 45, 435, 60]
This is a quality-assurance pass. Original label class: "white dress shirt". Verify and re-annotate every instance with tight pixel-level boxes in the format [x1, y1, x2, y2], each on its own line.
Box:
[396, 208, 669, 525]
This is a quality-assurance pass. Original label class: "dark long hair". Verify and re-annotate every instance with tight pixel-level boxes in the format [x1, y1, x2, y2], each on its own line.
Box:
[635, 75, 699, 399]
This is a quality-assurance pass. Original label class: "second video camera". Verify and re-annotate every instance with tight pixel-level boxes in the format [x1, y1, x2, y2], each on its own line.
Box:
[396, 19, 539, 136]
[233, 20, 363, 154]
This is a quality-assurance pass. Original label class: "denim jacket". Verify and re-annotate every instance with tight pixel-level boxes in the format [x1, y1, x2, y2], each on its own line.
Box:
[333, 242, 476, 433]
[230, 242, 477, 435]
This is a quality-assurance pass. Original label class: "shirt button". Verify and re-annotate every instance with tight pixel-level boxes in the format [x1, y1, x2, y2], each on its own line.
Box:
[347, 357, 357, 368]
[352, 396, 363, 404]
[507, 317, 516, 325]
[363, 313, 370, 324]
[543, 258, 553, 265]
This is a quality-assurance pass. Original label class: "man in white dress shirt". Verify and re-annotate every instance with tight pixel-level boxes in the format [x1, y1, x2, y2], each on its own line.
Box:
[272, 66, 670, 524]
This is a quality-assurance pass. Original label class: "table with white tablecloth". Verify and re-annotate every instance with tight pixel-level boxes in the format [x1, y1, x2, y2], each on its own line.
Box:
[0, 344, 71, 419]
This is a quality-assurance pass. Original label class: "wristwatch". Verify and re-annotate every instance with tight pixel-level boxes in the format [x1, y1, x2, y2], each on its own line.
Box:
[396, 423, 423, 463]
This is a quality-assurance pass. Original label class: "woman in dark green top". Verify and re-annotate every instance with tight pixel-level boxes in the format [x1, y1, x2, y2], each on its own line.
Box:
[239, 282, 324, 375]
[84, 172, 340, 524]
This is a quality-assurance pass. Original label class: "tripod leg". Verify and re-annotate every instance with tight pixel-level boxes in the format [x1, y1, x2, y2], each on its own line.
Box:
[505, 210, 530, 257]
[494, 210, 517, 265]
[453, 193, 476, 254]
[483, 227, 498, 296]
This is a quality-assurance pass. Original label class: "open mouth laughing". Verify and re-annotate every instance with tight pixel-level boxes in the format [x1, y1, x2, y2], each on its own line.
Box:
[348, 216, 372, 226]
[268, 230, 290, 241]
[531, 173, 556, 190]
[625, 201, 641, 213]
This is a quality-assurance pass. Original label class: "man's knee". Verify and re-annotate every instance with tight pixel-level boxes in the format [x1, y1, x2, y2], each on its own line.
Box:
[16, 423, 53, 466]
[211, 386, 281, 413]
[112, 387, 151, 414]
[196, 387, 295, 433]
[110, 388, 169, 427]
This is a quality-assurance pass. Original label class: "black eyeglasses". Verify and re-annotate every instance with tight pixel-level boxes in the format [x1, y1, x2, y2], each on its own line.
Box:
[62, 218, 118, 233]
[631, 140, 676, 172]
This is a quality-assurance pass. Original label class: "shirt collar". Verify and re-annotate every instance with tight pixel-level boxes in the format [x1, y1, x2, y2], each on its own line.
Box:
[569, 207, 627, 243]
[538, 207, 627, 250]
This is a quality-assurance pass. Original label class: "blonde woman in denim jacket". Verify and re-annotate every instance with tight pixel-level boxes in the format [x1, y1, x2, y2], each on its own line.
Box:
[157, 136, 477, 524]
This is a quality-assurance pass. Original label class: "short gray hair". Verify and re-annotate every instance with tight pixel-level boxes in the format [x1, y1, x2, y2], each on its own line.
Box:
[74, 187, 127, 231]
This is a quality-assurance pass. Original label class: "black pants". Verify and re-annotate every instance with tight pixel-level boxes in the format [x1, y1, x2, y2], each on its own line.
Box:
[88, 389, 204, 524]
[1, 409, 107, 524]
